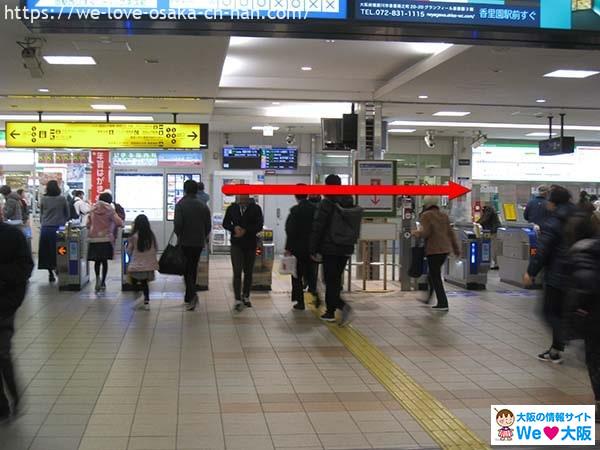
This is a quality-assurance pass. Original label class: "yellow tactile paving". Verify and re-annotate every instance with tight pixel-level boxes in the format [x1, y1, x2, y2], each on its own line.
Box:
[308, 294, 490, 450]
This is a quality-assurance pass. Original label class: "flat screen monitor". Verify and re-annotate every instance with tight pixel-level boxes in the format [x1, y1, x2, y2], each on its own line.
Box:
[261, 147, 298, 170]
[222, 147, 261, 170]
[166, 174, 201, 221]
[114, 174, 164, 221]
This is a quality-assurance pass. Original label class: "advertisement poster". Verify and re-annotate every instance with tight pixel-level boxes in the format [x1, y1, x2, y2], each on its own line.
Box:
[91, 150, 110, 203]
[67, 164, 86, 190]
[166, 174, 201, 221]
[158, 152, 203, 167]
[355, 160, 396, 216]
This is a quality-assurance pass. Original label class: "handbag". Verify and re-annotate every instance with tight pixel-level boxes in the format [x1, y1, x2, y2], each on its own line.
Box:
[279, 255, 297, 278]
[408, 239, 426, 278]
[158, 232, 186, 275]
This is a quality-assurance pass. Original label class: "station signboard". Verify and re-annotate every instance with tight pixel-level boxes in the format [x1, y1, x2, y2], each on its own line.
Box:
[355, 160, 397, 217]
[5, 122, 207, 149]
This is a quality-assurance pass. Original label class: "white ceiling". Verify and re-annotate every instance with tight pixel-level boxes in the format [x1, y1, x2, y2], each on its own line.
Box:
[2, 17, 600, 141]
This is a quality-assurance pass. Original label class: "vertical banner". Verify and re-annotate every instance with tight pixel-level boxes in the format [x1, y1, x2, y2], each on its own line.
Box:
[91, 150, 110, 203]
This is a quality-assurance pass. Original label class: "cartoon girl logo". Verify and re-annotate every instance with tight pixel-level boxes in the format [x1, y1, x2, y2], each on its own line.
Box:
[496, 409, 515, 441]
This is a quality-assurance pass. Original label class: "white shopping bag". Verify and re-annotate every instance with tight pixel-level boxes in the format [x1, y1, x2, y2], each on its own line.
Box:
[279, 255, 297, 278]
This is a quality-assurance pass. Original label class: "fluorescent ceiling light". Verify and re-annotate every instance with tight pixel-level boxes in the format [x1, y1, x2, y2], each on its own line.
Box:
[43, 56, 96, 65]
[526, 132, 557, 137]
[43, 115, 106, 121]
[252, 126, 280, 131]
[536, 99, 547, 103]
[91, 104, 127, 111]
[271, 102, 281, 105]
[264, 102, 351, 119]
[301, 66, 312, 71]
[418, 95, 429, 99]
[0, 115, 39, 121]
[433, 111, 471, 117]
[388, 129, 416, 133]
[407, 42, 453, 54]
[37, 88, 49, 93]
[110, 115, 154, 122]
[389, 119, 600, 132]
[544, 69, 599, 79]
[326, 154, 350, 158]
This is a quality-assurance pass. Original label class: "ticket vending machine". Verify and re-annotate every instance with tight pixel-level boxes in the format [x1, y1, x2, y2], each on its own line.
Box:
[56, 222, 89, 291]
[252, 227, 275, 291]
[445, 223, 491, 290]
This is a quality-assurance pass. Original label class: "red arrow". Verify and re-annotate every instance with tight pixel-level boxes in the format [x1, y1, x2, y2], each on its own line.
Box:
[222, 181, 471, 200]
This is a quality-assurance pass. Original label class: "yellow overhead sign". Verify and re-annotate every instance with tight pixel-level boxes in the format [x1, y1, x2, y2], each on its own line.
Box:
[5, 122, 202, 149]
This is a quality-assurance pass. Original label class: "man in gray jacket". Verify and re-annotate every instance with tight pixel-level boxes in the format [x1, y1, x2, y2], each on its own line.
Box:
[174, 180, 212, 311]
[0, 186, 23, 223]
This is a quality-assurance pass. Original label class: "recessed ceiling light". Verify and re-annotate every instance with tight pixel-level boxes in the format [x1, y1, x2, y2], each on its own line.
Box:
[272, 102, 281, 105]
[37, 88, 49, 93]
[326, 40, 335, 43]
[91, 104, 127, 111]
[229, 36, 255, 46]
[301, 66, 312, 71]
[418, 95, 428, 99]
[388, 129, 416, 133]
[43, 56, 96, 65]
[433, 111, 471, 117]
[252, 126, 280, 131]
[544, 69, 599, 79]
[407, 43, 453, 54]
[536, 99, 547, 103]
[526, 132, 557, 137]
[43, 115, 106, 121]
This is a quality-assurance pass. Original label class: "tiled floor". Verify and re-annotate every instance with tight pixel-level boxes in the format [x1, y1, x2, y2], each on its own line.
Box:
[1, 256, 597, 450]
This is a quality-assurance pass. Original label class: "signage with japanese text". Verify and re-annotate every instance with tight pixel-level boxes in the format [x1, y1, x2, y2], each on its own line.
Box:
[91, 150, 111, 202]
[355, 160, 396, 217]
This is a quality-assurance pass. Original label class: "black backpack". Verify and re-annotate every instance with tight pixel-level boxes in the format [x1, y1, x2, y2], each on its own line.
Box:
[329, 203, 363, 246]
[68, 197, 79, 220]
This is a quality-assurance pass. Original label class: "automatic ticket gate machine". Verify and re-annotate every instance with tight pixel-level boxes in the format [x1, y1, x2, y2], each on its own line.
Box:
[497, 225, 541, 289]
[444, 223, 491, 290]
[56, 221, 89, 291]
[252, 227, 275, 291]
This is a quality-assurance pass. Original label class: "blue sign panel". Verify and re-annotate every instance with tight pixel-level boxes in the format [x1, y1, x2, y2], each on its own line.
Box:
[355, 0, 539, 28]
[25, 0, 347, 19]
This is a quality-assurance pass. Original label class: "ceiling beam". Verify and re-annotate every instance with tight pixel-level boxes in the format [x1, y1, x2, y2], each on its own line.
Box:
[374, 45, 472, 101]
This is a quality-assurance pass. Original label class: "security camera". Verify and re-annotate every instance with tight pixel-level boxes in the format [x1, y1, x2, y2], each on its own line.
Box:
[22, 46, 44, 78]
[424, 130, 436, 149]
[471, 131, 488, 149]
[285, 133, 296, 145]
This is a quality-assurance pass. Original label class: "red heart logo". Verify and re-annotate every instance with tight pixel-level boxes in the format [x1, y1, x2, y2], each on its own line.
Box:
[544, 426, 559, 440]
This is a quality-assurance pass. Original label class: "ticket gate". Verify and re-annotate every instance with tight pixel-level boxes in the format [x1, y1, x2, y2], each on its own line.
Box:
[444, 223, 491, 290]
[497, 225, 541, 289]
[252, 227, 275, 291]
[56, 222, 89, 291]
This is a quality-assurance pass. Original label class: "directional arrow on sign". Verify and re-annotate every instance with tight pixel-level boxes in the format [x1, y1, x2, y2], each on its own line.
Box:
[371, 196, 380, 205]
[9, 131, 19, 139]
[222, 181, 471, 200]
[57, 246, 67, 256]
[188, 131, 198, 140]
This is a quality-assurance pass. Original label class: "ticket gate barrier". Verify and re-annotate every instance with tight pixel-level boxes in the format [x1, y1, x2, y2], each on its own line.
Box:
[252, 227, 275, 291]
[56, 222, 89, 291]
[444, 223, 491, 290]
[497, 225, 541, 289]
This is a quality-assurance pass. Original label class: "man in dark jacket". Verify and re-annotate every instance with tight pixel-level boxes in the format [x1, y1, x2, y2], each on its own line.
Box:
[524, 185, 576, 363]
[285, 189, 317, 310]
[223, 195, 264, 311]
[524, 185, 549, 227]
[0, 222, 34, 420]
[0, 185, 23, 223]
[309, 174, 356, 325]
[174, 180, 212, 311]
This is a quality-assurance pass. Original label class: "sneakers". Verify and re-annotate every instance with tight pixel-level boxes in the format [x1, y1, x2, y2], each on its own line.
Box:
[293, 302, 305, 311]
[143, 301, 150, 311]
[95, 279, 102, 292]
[537, 349, 563, 364]
[48, 272, 56, 283]
[431, 305, 449, 311]
[320, 312, 336, 322]
[234, 300, 244, 312]
[243, 296, 252, 308]
[186, 295, 198, 311]
[340, 304, 355, 327]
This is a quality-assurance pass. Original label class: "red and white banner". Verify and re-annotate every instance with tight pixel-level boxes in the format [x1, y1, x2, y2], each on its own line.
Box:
[91, 150, 110, 203]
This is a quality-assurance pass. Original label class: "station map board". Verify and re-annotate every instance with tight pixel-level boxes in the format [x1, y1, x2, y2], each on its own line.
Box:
[355, 160, 397, 217]
[5, 122, 207, 149]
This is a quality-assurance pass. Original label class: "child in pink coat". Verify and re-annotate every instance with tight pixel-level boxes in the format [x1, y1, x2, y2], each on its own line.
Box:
[127, 214, 159, 310]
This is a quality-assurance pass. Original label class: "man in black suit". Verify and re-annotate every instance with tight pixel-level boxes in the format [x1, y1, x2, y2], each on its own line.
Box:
[223, 195, 264, 310]
[285, 189, 318, 310]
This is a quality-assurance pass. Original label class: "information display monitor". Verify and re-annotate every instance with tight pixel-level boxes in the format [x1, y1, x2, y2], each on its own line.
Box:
[166, 173, 201, 221]
[114, 173, 164, 221]
[261, 147, 298, 170]
[222, 147, 261, 170]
